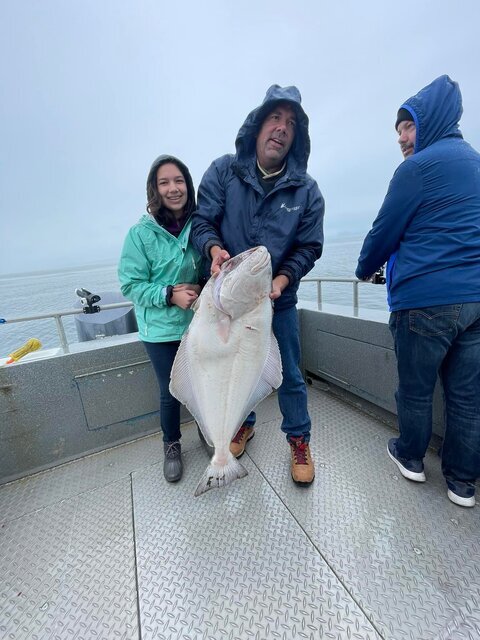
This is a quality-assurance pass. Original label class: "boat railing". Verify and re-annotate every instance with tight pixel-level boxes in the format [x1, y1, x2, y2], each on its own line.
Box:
[301, 276, 366, 309]
[0, 302, 133, 354]
[1, 277, 374, 354]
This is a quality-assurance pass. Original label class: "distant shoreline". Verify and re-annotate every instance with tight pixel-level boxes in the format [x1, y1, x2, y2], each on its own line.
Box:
[1, 235, 365, 280]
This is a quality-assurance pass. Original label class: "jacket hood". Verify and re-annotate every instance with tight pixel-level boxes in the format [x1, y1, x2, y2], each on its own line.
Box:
[234, 84, 310, 173]
[138, 212, 192, 238]
[398, 75, 463, 154]
[146, 154, 196, 214]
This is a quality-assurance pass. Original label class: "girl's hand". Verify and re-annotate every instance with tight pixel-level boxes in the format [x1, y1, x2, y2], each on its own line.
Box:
[171, 285, 199, 309]
[174, 283, 201, 295]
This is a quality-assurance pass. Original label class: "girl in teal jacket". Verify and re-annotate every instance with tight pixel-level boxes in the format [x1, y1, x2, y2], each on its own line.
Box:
[118, 155, 203, 483]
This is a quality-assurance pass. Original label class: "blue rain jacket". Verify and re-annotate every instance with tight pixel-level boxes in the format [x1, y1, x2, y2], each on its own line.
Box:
[356, 75, 480, 311]
[191, 85, 325, 311]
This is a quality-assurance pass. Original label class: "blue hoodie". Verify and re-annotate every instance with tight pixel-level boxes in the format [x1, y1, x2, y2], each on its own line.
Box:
[191, 85, 325, 311]
[356, 75, 480, 311]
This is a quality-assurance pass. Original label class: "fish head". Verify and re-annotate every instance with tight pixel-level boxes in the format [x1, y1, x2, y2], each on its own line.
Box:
[213, 246, 272, 318]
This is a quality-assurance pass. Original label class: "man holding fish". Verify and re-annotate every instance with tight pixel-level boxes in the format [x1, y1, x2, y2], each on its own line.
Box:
[191, 85, 324, 486]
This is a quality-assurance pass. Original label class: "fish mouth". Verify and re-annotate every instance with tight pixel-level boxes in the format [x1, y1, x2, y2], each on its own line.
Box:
[232, 246, 269, 274]
[251, 249, 270, 274]
[222, 247, 260, 271]
[217, 246, 270, 278]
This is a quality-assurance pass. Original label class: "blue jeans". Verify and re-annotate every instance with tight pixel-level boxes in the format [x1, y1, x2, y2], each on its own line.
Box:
[389, 303, 480, 485]
[245, 305, 311, 442]
[143, 341, 181, 443]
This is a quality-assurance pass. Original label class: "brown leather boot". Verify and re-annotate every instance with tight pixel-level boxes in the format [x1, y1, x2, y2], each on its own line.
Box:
[289, 437, 315, 485]
[230, 425, 255, 458]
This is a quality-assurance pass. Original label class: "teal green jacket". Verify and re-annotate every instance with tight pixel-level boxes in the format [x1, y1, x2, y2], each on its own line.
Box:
[118, 214, 203, 342]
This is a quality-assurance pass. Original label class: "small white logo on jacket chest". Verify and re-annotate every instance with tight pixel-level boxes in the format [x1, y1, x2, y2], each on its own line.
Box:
[280, 202, 301, 213]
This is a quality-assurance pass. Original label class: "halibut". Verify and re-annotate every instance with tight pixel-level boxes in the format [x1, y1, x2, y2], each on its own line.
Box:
[170, 246, 283, 496]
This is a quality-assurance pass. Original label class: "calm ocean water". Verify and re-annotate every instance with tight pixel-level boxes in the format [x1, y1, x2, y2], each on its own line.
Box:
[0, 237, 388, 356]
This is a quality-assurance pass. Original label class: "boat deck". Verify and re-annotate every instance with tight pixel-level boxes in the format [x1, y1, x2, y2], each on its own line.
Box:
[1, 383, 479, 640]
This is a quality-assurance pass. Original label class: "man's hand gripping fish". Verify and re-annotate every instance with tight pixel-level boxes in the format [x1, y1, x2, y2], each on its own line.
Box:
[169, 246, 283, 496]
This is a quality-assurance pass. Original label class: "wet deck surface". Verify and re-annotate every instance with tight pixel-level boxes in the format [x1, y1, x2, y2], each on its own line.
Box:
[1, 383, 479, 640]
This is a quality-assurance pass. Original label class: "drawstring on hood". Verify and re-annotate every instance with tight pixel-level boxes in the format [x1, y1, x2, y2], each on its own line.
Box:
[234, 84, 311, 176]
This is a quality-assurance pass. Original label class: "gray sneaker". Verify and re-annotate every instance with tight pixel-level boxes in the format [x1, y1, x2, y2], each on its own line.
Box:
[446, 479, 476, 507]
[387, 438, 426, 482]
[163, 441, 183, 482]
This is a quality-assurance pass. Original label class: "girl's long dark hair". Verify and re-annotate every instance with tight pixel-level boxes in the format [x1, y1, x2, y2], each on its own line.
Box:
[146, 155, 196, 226]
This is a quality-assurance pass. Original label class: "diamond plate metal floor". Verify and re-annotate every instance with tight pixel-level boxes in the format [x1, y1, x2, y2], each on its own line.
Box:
[1, 384, 479, 640]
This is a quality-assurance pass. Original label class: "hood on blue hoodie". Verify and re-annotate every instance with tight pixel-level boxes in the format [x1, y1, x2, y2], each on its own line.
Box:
[234, 84, 310, 174]
[396, 75, 463, 154]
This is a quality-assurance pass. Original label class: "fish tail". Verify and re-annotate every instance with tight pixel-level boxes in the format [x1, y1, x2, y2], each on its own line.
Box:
[194, 456, 248, 497]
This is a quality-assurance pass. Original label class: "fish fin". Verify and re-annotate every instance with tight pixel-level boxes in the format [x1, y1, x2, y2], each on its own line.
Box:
[217, 313, 231, 343]
[194, 456, 248, 497]
[197, 423, 214, 447]
[169, 335, 215, 446]
[242, 332, 283, 416]
[263, 333, 283, 388]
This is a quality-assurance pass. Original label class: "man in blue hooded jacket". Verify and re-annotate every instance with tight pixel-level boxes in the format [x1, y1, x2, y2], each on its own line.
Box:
[191, 85, 324, 486]
[356, 75, 480, 507]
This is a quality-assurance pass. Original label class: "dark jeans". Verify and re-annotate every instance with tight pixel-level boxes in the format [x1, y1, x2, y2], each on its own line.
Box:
[389, 303, 480, 485]
[245, 305, 311, 442]
[143, 341, 181, 443]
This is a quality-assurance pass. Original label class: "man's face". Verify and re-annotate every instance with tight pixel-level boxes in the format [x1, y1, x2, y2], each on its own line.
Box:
[397, 120, 416, 159]
[256, 103, 296, 171]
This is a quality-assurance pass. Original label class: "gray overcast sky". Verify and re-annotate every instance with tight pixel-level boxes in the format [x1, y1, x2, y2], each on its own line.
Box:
[1, 0, 479, 274]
